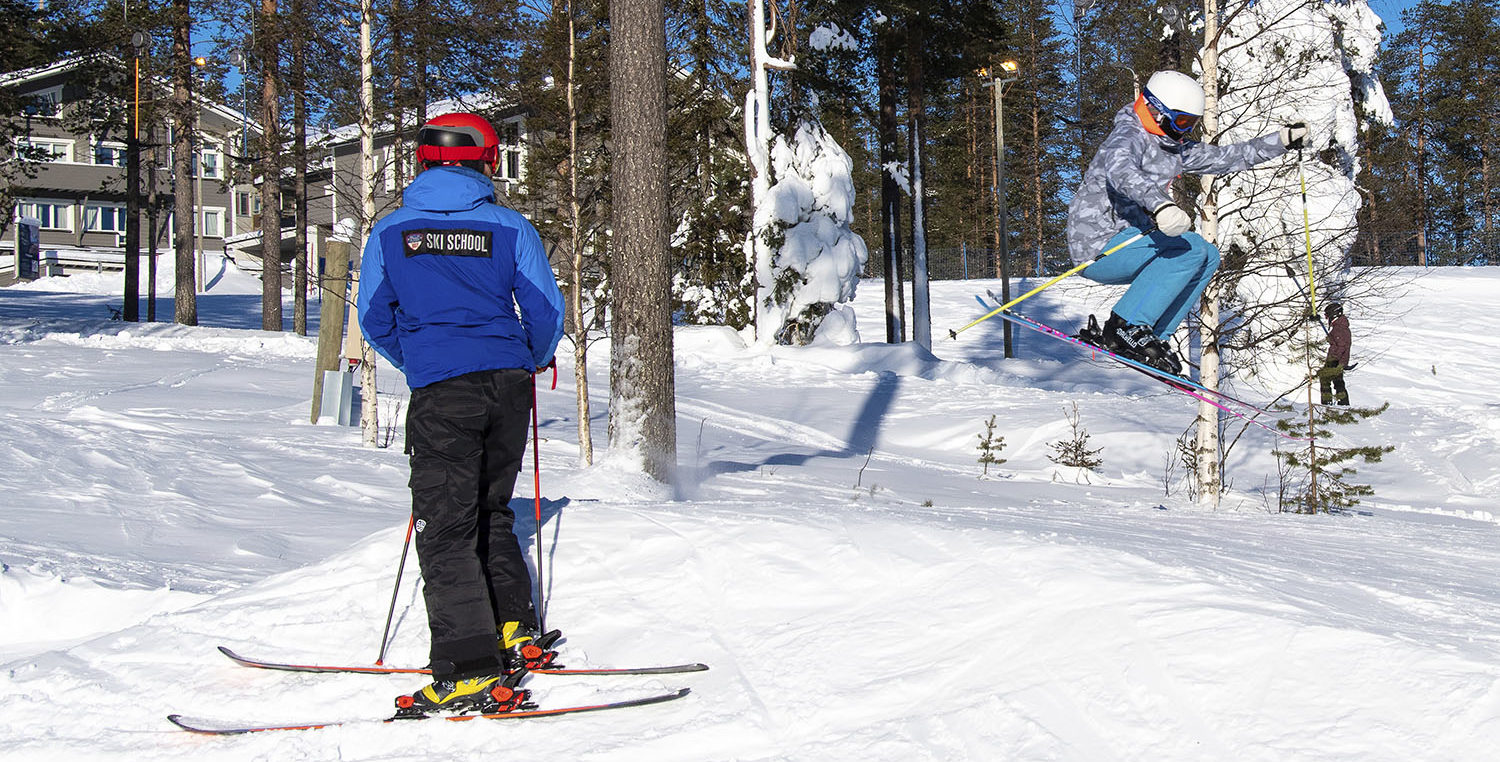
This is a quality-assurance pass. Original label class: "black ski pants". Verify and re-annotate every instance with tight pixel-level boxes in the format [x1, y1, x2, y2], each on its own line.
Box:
[1319, 360, 1349, 406]
[406, 368, 538, 680]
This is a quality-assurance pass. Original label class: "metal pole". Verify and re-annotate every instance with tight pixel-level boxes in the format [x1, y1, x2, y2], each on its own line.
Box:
[125, 40, 142, 321]
[375, 515, 416, 665]
[989, 72, 1017, 358]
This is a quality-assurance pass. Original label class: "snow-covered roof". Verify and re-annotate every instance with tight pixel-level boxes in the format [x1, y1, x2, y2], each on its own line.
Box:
[311, 92, 517, 149]
[0, 54, 258, 133]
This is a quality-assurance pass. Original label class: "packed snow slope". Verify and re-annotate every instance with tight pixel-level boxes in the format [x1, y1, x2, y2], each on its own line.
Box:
[1, 263, 1497, 761]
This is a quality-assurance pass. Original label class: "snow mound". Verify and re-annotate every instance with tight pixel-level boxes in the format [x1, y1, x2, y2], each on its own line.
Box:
[0, 565, 209, 663]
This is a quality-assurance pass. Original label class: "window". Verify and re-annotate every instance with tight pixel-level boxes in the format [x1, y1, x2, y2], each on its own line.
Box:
[18, 199, 72, 231]
[194, 146, 223, 179]
[16, 137, 73, 163]
[93, 141, 127, 167]
[236, 190, 261, 217]
[497, 119, 524, 181]
[24, 87, 62, 117]
[201, 208, 225, 238]
[84, 204, 127, 233]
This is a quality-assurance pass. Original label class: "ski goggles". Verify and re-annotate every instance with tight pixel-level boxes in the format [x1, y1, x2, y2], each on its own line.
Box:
[1142, 89, 1201, 135]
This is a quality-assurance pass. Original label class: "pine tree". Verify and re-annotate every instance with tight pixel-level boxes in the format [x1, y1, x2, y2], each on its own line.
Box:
[976, 414, 1007, 477]
[609, 0, 677, 481]
[1046, 402, 1103, 471]
[1274, 401, 1394, 514]
[1273, 305, 1393, 513]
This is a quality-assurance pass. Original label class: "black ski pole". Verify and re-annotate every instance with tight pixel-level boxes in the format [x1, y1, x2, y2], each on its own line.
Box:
[375, 514, 415, 666]
[1282, 263, 1329, 335]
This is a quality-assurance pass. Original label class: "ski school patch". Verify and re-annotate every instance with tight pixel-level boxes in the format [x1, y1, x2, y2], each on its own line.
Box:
[401, 229, 493, 258]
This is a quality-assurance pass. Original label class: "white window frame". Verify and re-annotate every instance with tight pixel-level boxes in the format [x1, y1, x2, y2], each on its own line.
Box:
[201, 207, 226, 238]
[16, 136, 73, 163]
[197, 145, 224, 180]
[92, 139, 128, 167]
[18, 199, 73, 231]
[497, 118, 524, 182]
[201, 144, 223, 178]
[83, 203, 127, 233]
[383, 145, 397, 193]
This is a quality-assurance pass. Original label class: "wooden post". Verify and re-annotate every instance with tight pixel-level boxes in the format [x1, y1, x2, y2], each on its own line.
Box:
[311, 239, 351, 422]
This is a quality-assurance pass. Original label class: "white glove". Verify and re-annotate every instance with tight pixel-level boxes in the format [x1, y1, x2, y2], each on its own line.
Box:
[1153, 203, 1191, 237]
[1281, 121, 1309, 150]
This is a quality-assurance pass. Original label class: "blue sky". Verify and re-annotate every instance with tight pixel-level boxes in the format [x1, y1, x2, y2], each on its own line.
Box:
[1369, 0, 1419, 38]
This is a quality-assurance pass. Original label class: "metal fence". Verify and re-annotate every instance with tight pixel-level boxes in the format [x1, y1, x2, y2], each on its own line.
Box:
[863, 233, 1500, 279]
[1349, 230, 1500, 267]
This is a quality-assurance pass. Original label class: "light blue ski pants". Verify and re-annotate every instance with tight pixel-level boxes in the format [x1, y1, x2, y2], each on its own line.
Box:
[1082, 227, 1221, 339]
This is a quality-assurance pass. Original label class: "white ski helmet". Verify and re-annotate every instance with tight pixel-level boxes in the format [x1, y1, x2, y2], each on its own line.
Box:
[1141, 70, 1204, 140]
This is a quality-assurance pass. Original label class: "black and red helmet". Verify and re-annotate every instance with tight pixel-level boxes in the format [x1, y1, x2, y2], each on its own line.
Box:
[416, 112, 500, 171]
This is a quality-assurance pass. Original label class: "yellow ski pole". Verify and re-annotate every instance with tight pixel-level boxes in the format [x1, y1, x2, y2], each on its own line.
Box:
[1298, 149, 1317, 314]
[947, 228, 1154, 340]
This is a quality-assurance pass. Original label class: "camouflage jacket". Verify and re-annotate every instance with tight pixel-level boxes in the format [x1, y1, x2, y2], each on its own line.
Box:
[1065, 103, 1287, 264]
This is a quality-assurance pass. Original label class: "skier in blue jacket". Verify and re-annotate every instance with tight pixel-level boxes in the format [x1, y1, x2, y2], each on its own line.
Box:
[358, 112, 565, 717]
[1067, 70, 1306, 375]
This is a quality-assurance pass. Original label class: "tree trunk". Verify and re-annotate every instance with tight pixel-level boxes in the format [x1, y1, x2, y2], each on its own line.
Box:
[259, 0, 283, 332]
[567, 0, 593, 466]
[906, 20, 930, 351]
[359, 0, 379, 448]
[1194, 0, 1222, 508]
[878, 36, 903, 343]
[608, 0, 676, 482]
[1415, 22, 1430, 267]
[171, 0, 197, 326]
[291, 0, 308, 336]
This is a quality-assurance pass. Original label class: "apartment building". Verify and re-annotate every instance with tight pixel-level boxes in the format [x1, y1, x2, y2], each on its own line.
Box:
[2, 56, 259, 278]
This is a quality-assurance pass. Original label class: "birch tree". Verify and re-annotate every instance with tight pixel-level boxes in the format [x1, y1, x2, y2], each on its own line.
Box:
[1193, 0, 1390, 504]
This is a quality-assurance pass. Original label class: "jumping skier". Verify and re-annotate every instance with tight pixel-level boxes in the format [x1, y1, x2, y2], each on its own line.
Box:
[358, 112, 566, 715]
[1068, 69, 1307, 375]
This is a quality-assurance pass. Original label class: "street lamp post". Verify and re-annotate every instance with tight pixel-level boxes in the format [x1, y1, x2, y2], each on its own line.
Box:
[190, 55, 207, 293]
[124, 31, 149, 322]
[983, 60, 1020, 359]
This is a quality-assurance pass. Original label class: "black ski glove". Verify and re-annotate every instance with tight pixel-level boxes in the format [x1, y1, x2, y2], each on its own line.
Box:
[1282, 122, 1309, 150]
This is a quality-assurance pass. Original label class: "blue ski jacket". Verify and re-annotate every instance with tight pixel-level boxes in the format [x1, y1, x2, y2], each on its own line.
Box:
[358, 166, 565, 389]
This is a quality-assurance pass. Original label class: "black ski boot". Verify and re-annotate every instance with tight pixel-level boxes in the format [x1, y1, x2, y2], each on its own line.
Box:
[1073, 314, 1106, 347]
[1102, 313, 1180, 376]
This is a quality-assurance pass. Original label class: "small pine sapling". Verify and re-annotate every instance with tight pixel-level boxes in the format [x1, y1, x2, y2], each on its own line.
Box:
[976, 414, 1007, 476]
[1275, 401, 1394, 513]
[1047, 402, 1103, 471]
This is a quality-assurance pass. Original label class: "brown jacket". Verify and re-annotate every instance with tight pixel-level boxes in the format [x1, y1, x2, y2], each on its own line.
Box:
[1326, 314, 1351, 365]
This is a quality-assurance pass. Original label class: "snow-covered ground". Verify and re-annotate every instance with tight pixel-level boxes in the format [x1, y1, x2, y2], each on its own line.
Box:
[1, 262, 1497, 760]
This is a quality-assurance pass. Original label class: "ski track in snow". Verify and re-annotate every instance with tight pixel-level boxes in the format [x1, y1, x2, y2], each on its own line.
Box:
[1, 270, 1499, 760]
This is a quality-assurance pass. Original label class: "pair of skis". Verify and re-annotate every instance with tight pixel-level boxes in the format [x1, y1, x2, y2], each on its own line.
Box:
[167, 645, 706, 735]
[973, 295, 1303, 442]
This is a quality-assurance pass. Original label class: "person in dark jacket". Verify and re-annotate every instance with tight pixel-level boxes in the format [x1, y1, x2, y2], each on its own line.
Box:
[1320, 302, 1351, 406]
[1068, 70, 1306, 376]
[357, 112, 565, 716]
